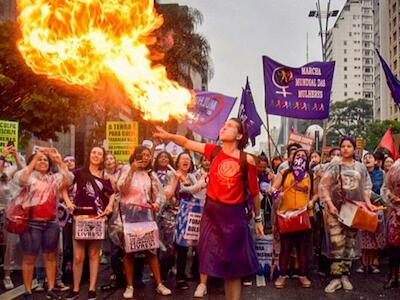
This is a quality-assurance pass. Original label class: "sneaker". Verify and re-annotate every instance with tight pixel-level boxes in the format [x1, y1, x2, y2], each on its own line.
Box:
[156, 283, 172, 296]
[242, 279, 252, 286]
[194, 283, 207, 298]
[299, 276, 311, 288]
[23, 292, 34, 300]
[123, 286, 134, 298]
[65, 290, 79, 300]
[341, 275, 353, 291]
[3, 276, 14, 290]
[324, 279, 342, 293]
[35, 281, 45, 292]
[274, 276, 286, 289]
[356, 266, 365, 273]
[100, 255, 108, 265]
[370, 266, 381, 274]
[46, 290, 62, 300]
[54, 281, 70, 292]
[88, 290, 97, 300]
[176, 280, 189, 290]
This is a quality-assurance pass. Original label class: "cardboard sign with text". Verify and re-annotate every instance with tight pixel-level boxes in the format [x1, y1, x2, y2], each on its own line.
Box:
[0, 120, 18, 157]
[73, 216, 106, 240]
[287, 132, 314, 152]
[123, 221, 160, 253]
[106, 121, 138, 162]
[355, 138, 364, 161]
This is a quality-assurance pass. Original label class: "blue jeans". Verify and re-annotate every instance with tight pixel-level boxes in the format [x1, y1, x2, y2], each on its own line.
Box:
[20, 220, 60, 256]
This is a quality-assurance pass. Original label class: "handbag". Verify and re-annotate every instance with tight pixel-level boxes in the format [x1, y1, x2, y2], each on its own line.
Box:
[5, 187, 31, 234]
[277, 207, 311, 234]
[338, 200, 378, 233]
[337, 165, 378, 233]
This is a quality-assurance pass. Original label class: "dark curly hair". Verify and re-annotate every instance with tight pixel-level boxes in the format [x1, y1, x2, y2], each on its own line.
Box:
[153, 151, 174, 172]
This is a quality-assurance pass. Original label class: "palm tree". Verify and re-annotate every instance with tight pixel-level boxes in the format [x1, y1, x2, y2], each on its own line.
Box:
[154, 3, 214, 89]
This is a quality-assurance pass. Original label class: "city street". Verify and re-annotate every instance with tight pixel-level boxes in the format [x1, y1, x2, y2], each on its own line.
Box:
[2, 0, 400, 300]
[1, 264, 399, 300]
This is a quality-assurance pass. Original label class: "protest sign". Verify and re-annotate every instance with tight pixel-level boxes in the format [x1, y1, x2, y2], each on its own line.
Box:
[287, 132, 314, 151]
[355, 138, 364, 161]
[106, 121, 138, 162]
[0, 120, 18, 156]
[123, 221, 160, 253]
[176, 200, 203, 247]
[183, 212, 202, 241]
[73, 216, 106, 240]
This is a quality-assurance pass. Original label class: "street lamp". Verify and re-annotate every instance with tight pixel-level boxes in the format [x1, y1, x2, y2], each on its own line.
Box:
[308, 0, 338, 156]
[308, 0, 338, 62]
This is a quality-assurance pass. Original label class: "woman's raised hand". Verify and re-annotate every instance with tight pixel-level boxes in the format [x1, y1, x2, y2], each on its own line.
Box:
[152, 126, 170, 140]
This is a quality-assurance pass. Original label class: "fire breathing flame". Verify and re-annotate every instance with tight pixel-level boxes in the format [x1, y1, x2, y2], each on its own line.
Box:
[17, 0, 192, 121]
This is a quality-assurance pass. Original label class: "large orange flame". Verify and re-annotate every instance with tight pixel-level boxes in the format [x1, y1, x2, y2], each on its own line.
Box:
[17, 0, 192, 121]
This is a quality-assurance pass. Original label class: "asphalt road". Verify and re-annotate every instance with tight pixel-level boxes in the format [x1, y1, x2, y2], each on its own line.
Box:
[3, 266, 399, 300]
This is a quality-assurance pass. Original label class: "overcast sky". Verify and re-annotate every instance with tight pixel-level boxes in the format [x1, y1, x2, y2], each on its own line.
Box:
[159, 0, 347, 148]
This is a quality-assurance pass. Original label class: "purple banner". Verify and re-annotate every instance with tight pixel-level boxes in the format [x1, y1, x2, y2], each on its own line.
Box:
[238, 77, 263, 146]
[377, 49, 400, 104]
[263, 56, 335, 120]
[186, 91, 237, 140]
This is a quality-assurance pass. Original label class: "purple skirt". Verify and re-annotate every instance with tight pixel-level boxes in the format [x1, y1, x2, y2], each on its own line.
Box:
[198, 198, 258, 279]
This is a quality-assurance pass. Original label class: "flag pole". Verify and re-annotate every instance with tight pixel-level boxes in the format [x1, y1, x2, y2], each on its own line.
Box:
[320, 119, 329, 163]
[263, 113, 274, 164]
[261, 122, 281, 158]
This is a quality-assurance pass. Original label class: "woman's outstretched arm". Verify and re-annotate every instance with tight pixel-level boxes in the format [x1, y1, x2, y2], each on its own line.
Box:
[153, 126, 206, 154]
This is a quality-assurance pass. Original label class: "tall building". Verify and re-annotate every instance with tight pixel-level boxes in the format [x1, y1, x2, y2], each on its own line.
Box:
[373, 0, 390, 120]
[326, 0, 374, 103]
[387, 0, 400, 120]
[0, 0, 16, 21]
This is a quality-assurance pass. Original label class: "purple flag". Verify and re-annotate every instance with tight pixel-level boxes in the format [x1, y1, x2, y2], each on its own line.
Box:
[263, 56, 335, 120]
[186, 91, 236, 140]
[238, 77, 263, 146]
[376, 49, 400, 104]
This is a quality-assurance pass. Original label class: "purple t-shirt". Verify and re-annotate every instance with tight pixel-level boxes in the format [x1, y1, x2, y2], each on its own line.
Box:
[73, 168, 114, 215]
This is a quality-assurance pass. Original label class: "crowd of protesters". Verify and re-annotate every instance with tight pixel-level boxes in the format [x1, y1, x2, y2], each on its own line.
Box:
[0, 119, 400, 300]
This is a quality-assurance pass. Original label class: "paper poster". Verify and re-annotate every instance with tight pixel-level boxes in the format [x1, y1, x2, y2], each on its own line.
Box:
[106, 121, 138, 162]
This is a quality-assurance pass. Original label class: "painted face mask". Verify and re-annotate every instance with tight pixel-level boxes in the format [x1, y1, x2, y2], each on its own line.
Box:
[293, 156, 307, 182]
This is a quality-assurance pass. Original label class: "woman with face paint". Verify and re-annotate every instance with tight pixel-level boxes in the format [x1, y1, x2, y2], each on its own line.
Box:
[13, 148, 73, 300]
[319, 137, 374, 293]
[271, 149, 315, 288]
[153, 118, 263, 300]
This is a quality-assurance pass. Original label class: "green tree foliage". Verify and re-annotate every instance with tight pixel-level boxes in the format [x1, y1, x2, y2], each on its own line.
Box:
[297, 99, 373, 147]
[327, 99, 373, 146]
[0, 21, 92, 141]
[364, 120, 400, 151]
[155, 4, 214, 88]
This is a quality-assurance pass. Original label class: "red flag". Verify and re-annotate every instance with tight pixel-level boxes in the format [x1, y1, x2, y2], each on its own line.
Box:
[377, 127, 398, 160]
